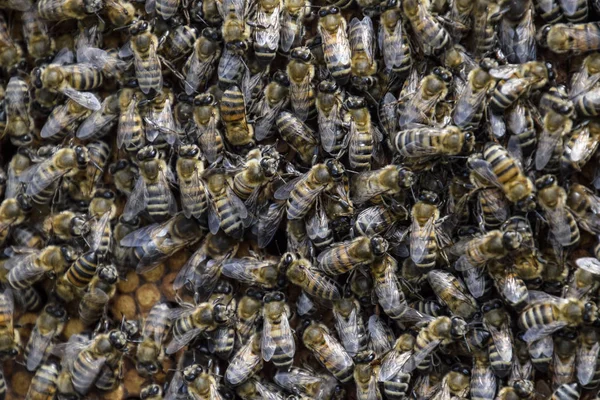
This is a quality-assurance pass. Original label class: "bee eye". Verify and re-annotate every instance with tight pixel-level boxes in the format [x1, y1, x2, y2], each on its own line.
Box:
[330, 6, 339, 13]
[318, 8, 328, 17]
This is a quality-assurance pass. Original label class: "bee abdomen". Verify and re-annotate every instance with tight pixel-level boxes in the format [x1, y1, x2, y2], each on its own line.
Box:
[349, 130, 373, 171]
[518, 304, 557, 330]
[28, 362, 59, 398]
[489, 343, 511, 377]
[20, 286, 43, 311]
[382, 373, 411, 400]
[95, 365, 118, 391]
[72, 350, 99, 394]
[221, 88, 246, 123]
[156, 0, 179, 20]
[212, 327, 235, 359]
[67, 252, 99, 288]
[146, 182, 171, 220]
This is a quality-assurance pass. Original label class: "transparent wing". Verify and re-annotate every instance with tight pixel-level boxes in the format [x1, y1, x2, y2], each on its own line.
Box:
[486, 322, 513, 363]
[122, 176, 147, 221]
[569, 126, 590, 163]
[528, 335, 553, 358]
[117, 97, 139, 149]
[77, 107, 117, 139]
[468, 158, 503, 189]
[261, 314, 277, 361]
[350, 16, 374, 62]
[222, 259, 271, 285]
[577, 341, 600, 386]
[226, 338, 262, 386]
[576, 257, 600, 276]
[71, 352, 106, 395]
[479, 188, 509, 221]
[379, 350, 412, 382]
[319, 24, 351, 70]
[333, 307, 359, 357]
[166, 327, 203, 354]
[79, 288, 109, 321]
[134, 44, 162, 95]
[375, 264, 406, 316]
[280, 12, 297, 53]
[26, 326, 54, 371]
[61, 87, 101, 111]
[535, 125, 563, 171]
[462, 267, 487, 298]
[522, 320, 568, 343]
[401, 337, 441, 374]
[546, 207, 576, 247]
[255, 100, 284, 141]
[453, 85, 488, 128]
[257, 202, 286, 248]
[274, 176, 303, 200]
[410, 215, 435, 264]
[90, 212, 111, 252]
[318, 101, 342, 153]
[119, 222, 161, 247]
[197, 117, 221, 164]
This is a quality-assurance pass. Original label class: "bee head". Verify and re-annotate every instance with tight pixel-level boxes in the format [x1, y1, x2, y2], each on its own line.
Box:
[260, 157, 279, 177]
[202, 27, 222, 42]
[354, 350, 376, 364]
[291, 47, 312, 62]
[380, 0, 398, 11]
[179, 144, 201, 158]
[270, 70, 288, 88]
[419, 190, 439, 205]
[16, 194, 32, 213]
[140, 384, 162, 399]
[481, 299, 503, 314]
[450, 317, 467, 339]
[479, 58, 498, 71]
[70, 215, 90, 237]
[109, 159, 130, 174]
[213, 304, 231, 324]
[325, 159, 345, 180]
[318, 79, 338, 94]
[502, 231, 522, 250]
[109, 330, 128, 351]
[370, 236, 388, 257]
[535, 174, 556, 190]
[99, 265, 119, 284]
[137, 360, 160, 375]
[137, 146, 158, 161]
[264, 291, 285, 303]
[461, 132, 475, 153]
[83, 0, 102, 14]
[351, 76, 376, 90]
[318, 6, 339, 17]
[584, 301, 599, 324]
[245, 287, 264, 300]
[537, 25, 552, 48]
[46, 303, 67, 319]
[552, 100, 573, 115]
[95, 188, 116, 201]
[213, 280, 234, 296]
[60, 245, 78, 263]
[451, 363, 471, 376]
[194, 93, 215, 107]
[432, 66, 453, 83]
[344, 96, 366, 110]
[395, 166, 415, 188]
[31, 67, 44, 88]
[11, 133, 33, 147]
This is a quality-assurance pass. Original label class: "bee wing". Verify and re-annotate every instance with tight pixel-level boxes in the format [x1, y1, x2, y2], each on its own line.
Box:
[122, 176, 148, 221]
[77, 108, 117, 139]
[0, 289, 13, 332]
[535, 124, 563, 171]
[402, 337, 441, 374]
[226, 185, 248, 220]
[499, 274, 528, 305]
[569, 126, 590, 163]
[290, 78, 313, 122]
[255, 8, 281, 51]
[257, 202, 286, 248]
[280, 12, 298, 53]
[39, 103, 68, 139]
[261, 314, 277, 361]
[146, 303, 171, 343]
[471, 366, 496, 398]
[486, 322, 513, 363]
[145, 0, 156, 14]
[119, 222, 159, 247]
[410, 215, 435, 264]
[576, 257, 600, 275]
[578, 341, 600, 386]
[71, 352, 107, 395]
[222, 259, 268, 285]
[545, 206, 576, 247]
[61, 87, 101, 111]
[319, 101, 342, 153]
[528, 335, 553, 358]
[522, 320, 568, 343]
[274, 176, 303, 200]
[333, 307, 360, 357]
[527, 290, 564, 305]
[180, 169, 204, 219]
[255, 100, 283, 141]
[164, 371, 184, 400]
[134, 45, 162, 95]
[184, 50, 217, 96]
[166, 327, 204, 354]
[117, 97, 139, 149]
[323, 329, 354, 368]
[453, 84, 488, 128]
[90, 211, 111, 252]
[304, 267, 342, 300]
[197, 118, 221, 164]
[462, 267, 486, 298]
[226, 338, 262, 386]
[350, 16, 374, 62]
[79, 288, 109, 321]
[25, 325, 54, 372]
[255, 381, 281, 400]
[4, 253, 45, 284]
[570, 70, 600, 99]
[374, 264, 406, 315]
[319, 23, 351, 73]
[479, 188, 509, 221]
[379, 350, 411, 382]
[368, 315, 393, 355]
[468, 158, 504, 189]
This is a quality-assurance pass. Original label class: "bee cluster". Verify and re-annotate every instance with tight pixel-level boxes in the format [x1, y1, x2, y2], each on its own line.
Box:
[5, 0, 600, 399]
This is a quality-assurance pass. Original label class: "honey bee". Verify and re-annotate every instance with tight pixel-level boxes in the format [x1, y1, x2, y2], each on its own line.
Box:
[167, 300, 232, 354]
[378, 333, 414, 399]
[136, 303, 170, 376]
[129, 21, 163, 96]
[428, 269, 478, 319]
[275, 367, 339, 398]
[352, 203, 407, 238]
[348, 16, 377, 90]
[237, 378, 290, 400]
[24, 303, 67, 372]
[5, 245, 77, 289]
[0, 194, 32, 247]
[401, 315, 468, 374]
[123, 146, 177, 222]
[0, 289, 19, 361]
[176, 144, 208, 222]
[120, 213, 203, 273]
[221, 257, 280, 289]
[193, 93, 225, 164]
[140, 383, 163, 400]
[316, 235, 387, 275]
[576, 326, 600, 388]
[217, 41, 247, 90]
[314, 80, 345, 155]
[399, 67, 453, 129]
[410, 191, 443, 270]
[280, 0, 309, 53]
[567, 183, 600, 234]
[455, 229, 522, 271]
[76, 92, 121, 141]
[350, 165, 414, 205]
[452, 62, 497, 131]
[331, 296, 368, 357]
[219, 0, 252, 45]
[279, 253, 339, 300]
[518, 291, 598, 343]
[26, 359, 60, 400]
[562, 120, 600, 170]
[371, 253, 407, 320]
[286, 47, 316, 122]
[352, 351, 381, 400]
[535, 175, 580, 247]
[487, 260, 530, 309]
[402, 0, 449, 56]
[37, 0, 102, 20]
[220, 85, 254, 147]
[318, 6, 352, 84]
[67, 330, 127, 395]
[378, 0, 411, 75]
[480, 299, 513, 378]
[203, 169, 249, 239]
[276, 110, 319, 166]
[21, 146, 89, 205]
[77, 264, 118, 326]
[0, 12, 23, 73]
[41, 98, 93, 140]
[142, 89, 177, 149]
[236, 288, 263, 343]
[225, 333, 263, 386]
[4, 76, 33, 145]
[251, 71, 290, 141]
[570, 53, 600, 99]
[391, 125, 474, 161]
[539, 23, 600, 54]
[552, 329, 578, 388]
[5, 149, 33, 199]
[260, 291, 295, 368]
[344, 96, 382, 171]
[496, 379, 536, 400]
[252, 0, 281, 65]
[536, 107, 574, 172]
[468, 143, 536, 210]
[181, 29, 221, 97]
[302, 321, 355, 383]
[275, 159, 344, 220]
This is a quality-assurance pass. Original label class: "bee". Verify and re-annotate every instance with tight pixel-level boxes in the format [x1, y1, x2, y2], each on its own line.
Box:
[535, 175, 580, 247]
[539, 23, 600, 54]
[129, 21, 162, 97]
[378, 0, 411, 74]
[275, 367, 339, 399]
[4, 76, 34, 145]
[140, 383, 163, 400]
[402, 0, 449, 56]
[470, 349, 497, 400]
[496, 380, 536, 400]
[350, 165, 415, 205]
[21, 146, 89, 206]
[76, 92, 121, 141]
[480, 299, 513, 378]
[41, 98, 93, 140]
[219, 0, 251, 45]
[237, 377, 291, 399]
[332, 296, 368, 357]
[167, 300, 232, 354]
[399, 67, 453, 129]
[316, 235, 387, 275]
[576, 326, 600, 388]
[0, 289, 19, 361]
[348, 16, 377, 90]
[371, 253, 407, 320]
[120, 213, 203, 273]
[280, 0, 309, 53]
[344, 96, 382, 171]
[219, 85, 254, 147]
[182, 28, 221, 95]
[252, 70, 290, 141]
[192, 93, 224, 164]
[55, 250, 98, 303]
[352, 351, 381, 400]
[551, 383, 581, 400]
[221, 257, 280, 289]
[562, 120, 600, 170]
[6, 245, 77, 289]
[280, 252, 341, 300]
[217, 41, 247, 90]
[136, 303, 170, 376]
[276, 110, 319, 166]
[570, 53, 600, 99]
[204, 169, 249, 239]
[123, 146, 177, 222]
[113, 92, 145, 153]
[317, 6, 352, 84]
[252, 0, 281, 65]
[552, 329, 578, 387]
[24, 303, 67, 372]
[518, 291, 598, 343]
[455, 229, 523, 271]
[352, 203, 408, 238]
[506, 101, 537, 154]
[155, 0, 179, 19]
[160, 25, 197, 62]
[236, 288, 263, 343]
[0, 194, 32, 247]
[261, 291, 295, 369]
[468, 143, 536, 211]
[315, 80, 345, 155]
[78, 264, 118, 326]
[428, 269, 478, 319]
[402, 315, 468, 374]
[26, 359, 60, 400]
[275, 159, 345, 220]
[181, 364, 227, 400]
[498, 5, 536, 64]
[143, 89, 177, 149]
[391, 125, 474, 161]
[367, 314, 395, 357]
[487, 260, 530, 309]
[37, 0, 102, 19]
[536, 109, 574, 173]
[286, 47, 316, 122]
[5, 149, 33, 199]
[176, 144, 208, 222]
[378, 334, 415, 400]
[69, 330, 128, 395]
[410, 191, 443, 270]
[225, 333, 263, 386]
[534, 0, 563, 24]
[567, 183, 600, 234]
[0, 12, 23, 73]
[302, 321, 355, 383]
[452, 63, 497, 131]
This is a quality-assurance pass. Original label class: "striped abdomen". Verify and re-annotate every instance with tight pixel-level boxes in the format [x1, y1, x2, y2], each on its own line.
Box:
[574, 88, 600, 117]
[220, 87, 246, 124]
[19, 286, 43, 311]
[310, 342, 353, 382]
[271, 326, 295, 368]
[534, 0, 563, 24]
[27, 361, 59, 399]
[156, 0, 179, 20]
[66, 251, 98, 288]
[349, 129, 373, 171]
[133, 40, 162, 95]
[180, 177, 207, 220]
[29, 167, 59, 205]
[489, 343, 511, 377]
[411, 14, 449, 55]
[95, 364, 119, 391]
[321, 32, 351, 84]
[172, 316, 194, 342]
[518, 304, 559, 330]
[552, 383, 581, 400]
[478, 189, 506, 230]
[0, 293, 13, 327]
[383, 372, 411, 400]
[215, 192, 244, 239]
[490, 79, 530, 112]
[287, 180, 322, 220]
[412, 228, 437, 269]
[37, 0, 86, 20]
[146, 180, 171, 222]
[393, 129, 441, 157]
[8, 261, 43, 289]
[212, 327, 235, 359]
[563, 1, 588, 22]
[72, 350, 101, 395]
[484, 144, 521, 187]
[63, 65, 103, 91]
[118, 108, 145, 153]
[290, 83, 316, 121]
